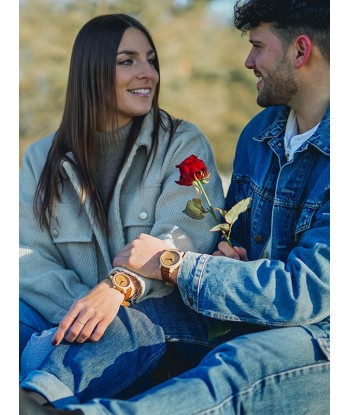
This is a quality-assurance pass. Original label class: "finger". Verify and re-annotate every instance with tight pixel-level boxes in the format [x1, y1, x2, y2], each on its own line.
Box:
[113, 247, 132, 266]
[89, 320, 110, 342]
[65, 318, 89, 343]
[217, 242, 240, 259]
[75, 319, 98, 343]
[212, 250, 224, 256]
[52, 312, 78, 346]
[235, 246, 248, 261]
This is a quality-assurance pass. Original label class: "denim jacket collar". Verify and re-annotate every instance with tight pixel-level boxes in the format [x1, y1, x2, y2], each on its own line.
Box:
[253, 106, 330, 157]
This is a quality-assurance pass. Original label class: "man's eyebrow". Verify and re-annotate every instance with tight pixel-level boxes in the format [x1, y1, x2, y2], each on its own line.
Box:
[249, 39, 263, 45]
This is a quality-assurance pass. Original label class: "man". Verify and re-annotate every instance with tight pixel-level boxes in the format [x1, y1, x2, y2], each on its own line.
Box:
[21, 0, 330, 413]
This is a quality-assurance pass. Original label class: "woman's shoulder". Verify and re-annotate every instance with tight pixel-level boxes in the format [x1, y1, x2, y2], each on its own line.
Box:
[22, 132, 56, 161]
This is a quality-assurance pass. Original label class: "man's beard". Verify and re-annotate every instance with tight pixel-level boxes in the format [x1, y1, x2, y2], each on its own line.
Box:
[257, 57, 298, 108]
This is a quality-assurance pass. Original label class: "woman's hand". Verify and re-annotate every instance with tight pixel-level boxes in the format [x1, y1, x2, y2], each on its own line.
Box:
[212, 241, 248, 261]
[52, 279, 124, 346]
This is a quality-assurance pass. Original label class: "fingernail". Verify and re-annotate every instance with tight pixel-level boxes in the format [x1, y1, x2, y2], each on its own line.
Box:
[52, 338, 58, 346]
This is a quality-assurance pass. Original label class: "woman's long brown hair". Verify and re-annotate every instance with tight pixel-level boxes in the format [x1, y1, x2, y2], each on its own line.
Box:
[34, 14, 179, 233]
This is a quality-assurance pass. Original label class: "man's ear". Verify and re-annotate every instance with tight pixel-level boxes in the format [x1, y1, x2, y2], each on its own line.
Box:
[293, 35, 312, 68]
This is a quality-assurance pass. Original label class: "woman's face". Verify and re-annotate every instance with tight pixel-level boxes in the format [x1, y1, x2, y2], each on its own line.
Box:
[115, 27, 159, 127]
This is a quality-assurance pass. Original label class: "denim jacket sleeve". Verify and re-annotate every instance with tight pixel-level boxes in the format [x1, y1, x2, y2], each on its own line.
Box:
[177, 107, 330, 327]
[177, 197, 329, 326]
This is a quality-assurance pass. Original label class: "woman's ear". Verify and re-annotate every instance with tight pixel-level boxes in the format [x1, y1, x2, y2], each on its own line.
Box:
[293, 35, 312, 68]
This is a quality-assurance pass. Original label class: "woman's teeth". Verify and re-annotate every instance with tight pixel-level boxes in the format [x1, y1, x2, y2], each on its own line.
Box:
[129, 88, 151, 94]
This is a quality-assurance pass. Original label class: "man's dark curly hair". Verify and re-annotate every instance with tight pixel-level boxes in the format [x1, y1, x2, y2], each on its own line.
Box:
[234, 0, 329, 62]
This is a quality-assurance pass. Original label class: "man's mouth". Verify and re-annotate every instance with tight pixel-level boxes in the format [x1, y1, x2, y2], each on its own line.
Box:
[254, 71, 263, 89]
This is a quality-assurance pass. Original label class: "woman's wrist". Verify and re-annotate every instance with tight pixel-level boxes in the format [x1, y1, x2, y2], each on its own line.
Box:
[107, 267, 144, 303]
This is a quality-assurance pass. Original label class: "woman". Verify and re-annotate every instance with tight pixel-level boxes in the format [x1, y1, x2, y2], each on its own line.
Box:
[20, 14, 225, 405]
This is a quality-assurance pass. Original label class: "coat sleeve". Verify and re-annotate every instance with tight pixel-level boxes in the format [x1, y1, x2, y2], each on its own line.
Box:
[128, 121, 226, 302]
[19, 142, 91, 324]
[150, 121, 225, 254]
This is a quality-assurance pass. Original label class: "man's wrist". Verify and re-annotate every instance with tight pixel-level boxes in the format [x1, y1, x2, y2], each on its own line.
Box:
[159, 249, 185, 284]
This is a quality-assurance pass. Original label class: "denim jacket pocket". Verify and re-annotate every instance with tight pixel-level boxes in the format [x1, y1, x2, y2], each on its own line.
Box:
[316, 338, 330, 361]
[293, 207, 316, 242]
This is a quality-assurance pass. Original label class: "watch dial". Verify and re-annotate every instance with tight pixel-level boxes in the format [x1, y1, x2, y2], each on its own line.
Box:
[162, 251, 180, 266]
[115, 274, 130, 287]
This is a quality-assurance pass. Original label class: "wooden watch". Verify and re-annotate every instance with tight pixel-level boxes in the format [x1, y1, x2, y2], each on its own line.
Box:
[159, 249, 184, 283]
[108, 272, 133, 306]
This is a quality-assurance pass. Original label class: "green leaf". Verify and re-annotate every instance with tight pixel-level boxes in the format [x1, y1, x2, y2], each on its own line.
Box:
[183, 198, 206, 220]
[214, 207, 227, 218]
[210, 223, 230, 232]
[225, 197, 251, 225]
[208, 321, 232, 341]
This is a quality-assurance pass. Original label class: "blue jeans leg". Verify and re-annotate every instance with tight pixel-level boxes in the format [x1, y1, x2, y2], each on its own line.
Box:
[19, 290, 217, 407]
[65, 325, 330, 415]
[19, 299, 53, 360]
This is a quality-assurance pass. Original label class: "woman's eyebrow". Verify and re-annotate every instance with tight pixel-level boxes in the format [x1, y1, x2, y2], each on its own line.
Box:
[117, 49, 155, 56]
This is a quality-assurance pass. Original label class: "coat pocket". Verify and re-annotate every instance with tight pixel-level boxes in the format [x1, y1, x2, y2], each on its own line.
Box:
[50, 204, 97, 279]
[50, 205, 93, 243]
[120, 186, 160, 242]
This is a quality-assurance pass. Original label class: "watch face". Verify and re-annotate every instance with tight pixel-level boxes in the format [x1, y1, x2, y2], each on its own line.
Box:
[114, 273, 131, 287]
[161, 250, 181, 267]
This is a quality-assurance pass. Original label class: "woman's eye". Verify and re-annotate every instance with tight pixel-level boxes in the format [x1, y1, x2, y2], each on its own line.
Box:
[118, 59, 133, 66]
[148, 58, 156, 66]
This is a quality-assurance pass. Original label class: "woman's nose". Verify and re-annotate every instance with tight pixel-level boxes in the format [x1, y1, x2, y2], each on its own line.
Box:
[137, 61, 156, 79]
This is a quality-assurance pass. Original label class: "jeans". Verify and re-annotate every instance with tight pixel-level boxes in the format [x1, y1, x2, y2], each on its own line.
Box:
[19, 298, 54, 360]
[20, 291, 329, 414]
[68, 326, 330, 415]
[20, 289, 264, 405]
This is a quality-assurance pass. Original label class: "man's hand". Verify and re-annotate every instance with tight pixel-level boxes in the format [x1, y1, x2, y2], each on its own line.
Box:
[52, 279, 124, 346]
[212, 241, 248, 261]
[113, 233, 170, 280]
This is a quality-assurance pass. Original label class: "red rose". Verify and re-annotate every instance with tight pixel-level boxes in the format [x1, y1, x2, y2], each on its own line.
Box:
[175, 155, 209, 186]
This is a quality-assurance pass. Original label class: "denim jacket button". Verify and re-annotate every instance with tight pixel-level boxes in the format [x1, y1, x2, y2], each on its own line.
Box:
[253, 234, 263, 243]
[187, 297, 194, 306]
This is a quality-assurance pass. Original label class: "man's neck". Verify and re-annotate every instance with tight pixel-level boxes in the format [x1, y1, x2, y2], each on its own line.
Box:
[292, 63, 330, 134]
[292, 94, 329, 134]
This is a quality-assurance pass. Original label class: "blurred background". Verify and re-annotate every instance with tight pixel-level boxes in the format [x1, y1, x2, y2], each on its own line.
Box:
[19, 0, 261, 180]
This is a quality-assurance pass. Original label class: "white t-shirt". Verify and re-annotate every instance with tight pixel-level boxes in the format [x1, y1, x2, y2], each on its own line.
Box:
[284, 109, 320, 161]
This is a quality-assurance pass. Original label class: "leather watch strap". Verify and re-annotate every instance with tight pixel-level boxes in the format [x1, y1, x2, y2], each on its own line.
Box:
[160, 266, 173, 283]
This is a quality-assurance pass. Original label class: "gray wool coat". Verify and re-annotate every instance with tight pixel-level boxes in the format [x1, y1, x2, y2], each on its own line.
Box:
[19, 111, 225, 324]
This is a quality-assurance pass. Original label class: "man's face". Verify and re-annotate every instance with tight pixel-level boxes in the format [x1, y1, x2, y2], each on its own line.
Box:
[245, 23, 297, 107]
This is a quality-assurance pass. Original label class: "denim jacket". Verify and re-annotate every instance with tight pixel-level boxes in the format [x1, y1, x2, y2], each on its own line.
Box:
[178, 106, 330, 341]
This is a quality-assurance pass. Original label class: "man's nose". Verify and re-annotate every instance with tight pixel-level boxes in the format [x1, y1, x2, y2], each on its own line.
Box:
[245, 50, 255, 69]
